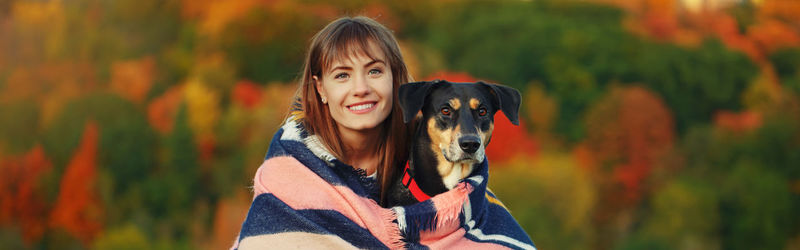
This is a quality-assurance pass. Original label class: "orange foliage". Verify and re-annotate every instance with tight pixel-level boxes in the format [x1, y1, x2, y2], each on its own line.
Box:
[0, 145, 52, 244]
[361, 3, 401, 32]
[760, 0, 800, 26]
[1, 62, 96, 103]
[709, 13, 765, 62]
[205, 191, 250, 250]
[573, 143, 597, 172]
[182, 0, 275, 36]
[110, 56, 156, 104]
[49, 121, 103, 245]
[147, 85, 185, 134]
[640, 0, 680, 41]
[714, 110, 763, 133]
[232, 80, 263, 109]
[584, 86, 674, 204]
[642, 11, 679, 40]
[199, 136, 216, 162]
[747, 19, 800, 53]
[1, 61, 97, 126]
[485, 113, 539, 164]
[615, 0, 690, 43]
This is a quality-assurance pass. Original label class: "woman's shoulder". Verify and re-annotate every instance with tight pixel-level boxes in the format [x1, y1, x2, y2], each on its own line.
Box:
[263, 118, 306, 158]
[252, 155, 310, 196]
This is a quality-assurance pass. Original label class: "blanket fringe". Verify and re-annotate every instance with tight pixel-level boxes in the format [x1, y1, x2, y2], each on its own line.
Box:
[432, 182, 473, 230]
[380, 206, 405, 249]
[402, 182, 474, 239]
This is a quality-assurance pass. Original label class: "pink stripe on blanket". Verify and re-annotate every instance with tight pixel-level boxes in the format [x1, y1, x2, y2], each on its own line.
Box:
[421, 227, 511, 249]
[253, 156, 402, 249]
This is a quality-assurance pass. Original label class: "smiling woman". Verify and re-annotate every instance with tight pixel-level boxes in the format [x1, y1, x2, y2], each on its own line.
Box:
[233, 16, 414, 249]
[298, 16, 412, 202]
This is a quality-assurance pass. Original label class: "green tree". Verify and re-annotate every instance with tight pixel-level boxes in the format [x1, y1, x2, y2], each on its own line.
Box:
[634, 39, 756, 133]
[140, 102, 201, 241]
[638, 178, 720, 249]
[721, 162, 793, 250]
[769, 48, 800, 95]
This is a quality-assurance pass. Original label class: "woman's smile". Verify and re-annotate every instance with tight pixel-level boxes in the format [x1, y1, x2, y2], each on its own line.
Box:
[347, 101, 377, 113]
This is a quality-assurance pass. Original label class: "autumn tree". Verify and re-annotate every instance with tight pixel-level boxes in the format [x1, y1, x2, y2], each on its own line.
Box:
[49, 121, 103, 245]
[0, 145, 52, 244]
[584, 86, 674, 190]
[582, 86, 675, 247]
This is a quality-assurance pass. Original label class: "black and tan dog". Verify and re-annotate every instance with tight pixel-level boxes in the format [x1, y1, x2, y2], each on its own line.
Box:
[387, 80, 521, 207]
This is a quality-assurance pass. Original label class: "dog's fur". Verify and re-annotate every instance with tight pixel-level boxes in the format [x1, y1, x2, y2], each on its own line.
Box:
[387, 80, 521, 207]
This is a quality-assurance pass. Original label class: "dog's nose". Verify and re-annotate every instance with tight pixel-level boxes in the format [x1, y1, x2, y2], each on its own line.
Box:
[458, 136, 481, 154]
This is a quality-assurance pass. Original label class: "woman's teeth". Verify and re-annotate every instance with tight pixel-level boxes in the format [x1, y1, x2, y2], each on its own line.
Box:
[349, 103, 374, 111]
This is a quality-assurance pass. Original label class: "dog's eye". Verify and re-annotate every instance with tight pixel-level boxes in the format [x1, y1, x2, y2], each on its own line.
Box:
[441, 107, 451, 116]
[478, 108, 487, 116]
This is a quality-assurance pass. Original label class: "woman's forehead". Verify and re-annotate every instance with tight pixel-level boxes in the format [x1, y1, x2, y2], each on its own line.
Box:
[331, 50, 386, 67]
[322, 40, 387, 72]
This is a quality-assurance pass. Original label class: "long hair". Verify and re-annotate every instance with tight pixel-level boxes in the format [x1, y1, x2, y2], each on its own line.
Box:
[294, 16, 411, 206]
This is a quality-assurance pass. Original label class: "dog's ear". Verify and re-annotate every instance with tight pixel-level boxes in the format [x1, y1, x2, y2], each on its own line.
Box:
[478, 81, 521, 125]
[399, 80, 443, 123]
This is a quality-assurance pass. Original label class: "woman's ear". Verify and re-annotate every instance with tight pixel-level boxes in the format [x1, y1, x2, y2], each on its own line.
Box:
[313, 75, 327, 104]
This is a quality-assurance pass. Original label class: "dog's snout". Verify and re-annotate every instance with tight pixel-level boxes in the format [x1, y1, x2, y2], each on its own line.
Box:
[458, 136, 481, 154]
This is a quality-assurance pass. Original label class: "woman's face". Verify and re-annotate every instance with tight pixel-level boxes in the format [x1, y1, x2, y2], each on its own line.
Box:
[315, 45, 394, 135]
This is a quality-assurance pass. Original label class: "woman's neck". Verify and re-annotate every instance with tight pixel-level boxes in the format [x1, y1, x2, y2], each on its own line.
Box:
[337, 124, 383, 175]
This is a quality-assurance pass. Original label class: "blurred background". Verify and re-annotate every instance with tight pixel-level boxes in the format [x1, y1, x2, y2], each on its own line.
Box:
[1, 0, 799, 249]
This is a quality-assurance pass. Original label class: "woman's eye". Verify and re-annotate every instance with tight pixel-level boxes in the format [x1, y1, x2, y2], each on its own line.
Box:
[368, 69, 382, 76]
[441, 107, 451, 116]
[334, 73, 349, 80]
[478, 108, 487, 116]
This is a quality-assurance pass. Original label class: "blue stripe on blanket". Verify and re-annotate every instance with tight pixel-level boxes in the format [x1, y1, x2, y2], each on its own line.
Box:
[239, 193, 389, 249]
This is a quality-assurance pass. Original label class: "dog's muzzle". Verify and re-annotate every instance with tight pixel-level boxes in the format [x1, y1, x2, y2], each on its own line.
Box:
[443, 134, 485, 163]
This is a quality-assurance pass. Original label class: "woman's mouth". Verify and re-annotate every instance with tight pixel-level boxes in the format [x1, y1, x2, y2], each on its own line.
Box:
[347, 102, 377, 114]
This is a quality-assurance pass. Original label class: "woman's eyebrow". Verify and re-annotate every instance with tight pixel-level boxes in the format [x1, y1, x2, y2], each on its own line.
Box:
[328, 59, 385, 74]
[364, 59, 385, 68]
[328, 65, 352, 74]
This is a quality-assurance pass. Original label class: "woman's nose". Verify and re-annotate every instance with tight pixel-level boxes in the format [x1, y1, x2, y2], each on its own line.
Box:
[352, 75, 371, 96]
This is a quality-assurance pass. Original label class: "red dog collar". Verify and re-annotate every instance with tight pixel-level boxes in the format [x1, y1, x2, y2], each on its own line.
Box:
[401, 161, 432, 202]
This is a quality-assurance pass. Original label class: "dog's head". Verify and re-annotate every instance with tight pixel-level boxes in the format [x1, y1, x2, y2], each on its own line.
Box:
[399, 80, 521, 187]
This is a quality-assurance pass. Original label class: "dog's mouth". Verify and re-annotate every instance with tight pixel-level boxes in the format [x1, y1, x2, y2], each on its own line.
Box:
[442, 149, 480, 163]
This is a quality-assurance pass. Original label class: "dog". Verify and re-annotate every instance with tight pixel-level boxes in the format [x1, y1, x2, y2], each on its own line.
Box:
[387, 80, 521, 207]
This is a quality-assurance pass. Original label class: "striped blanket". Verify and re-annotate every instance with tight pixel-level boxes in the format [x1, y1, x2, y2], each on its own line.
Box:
[234, 119, 536, 249]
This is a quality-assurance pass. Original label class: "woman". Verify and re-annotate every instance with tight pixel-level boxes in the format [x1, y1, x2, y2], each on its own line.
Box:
[234, 16, 535, 249]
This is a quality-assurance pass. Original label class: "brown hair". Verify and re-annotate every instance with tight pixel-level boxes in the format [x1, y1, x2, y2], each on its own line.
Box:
[294, 16, 411, 206]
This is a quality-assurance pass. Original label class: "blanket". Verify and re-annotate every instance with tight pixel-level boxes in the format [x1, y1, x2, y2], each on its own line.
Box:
[234, 118, 536, 249]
